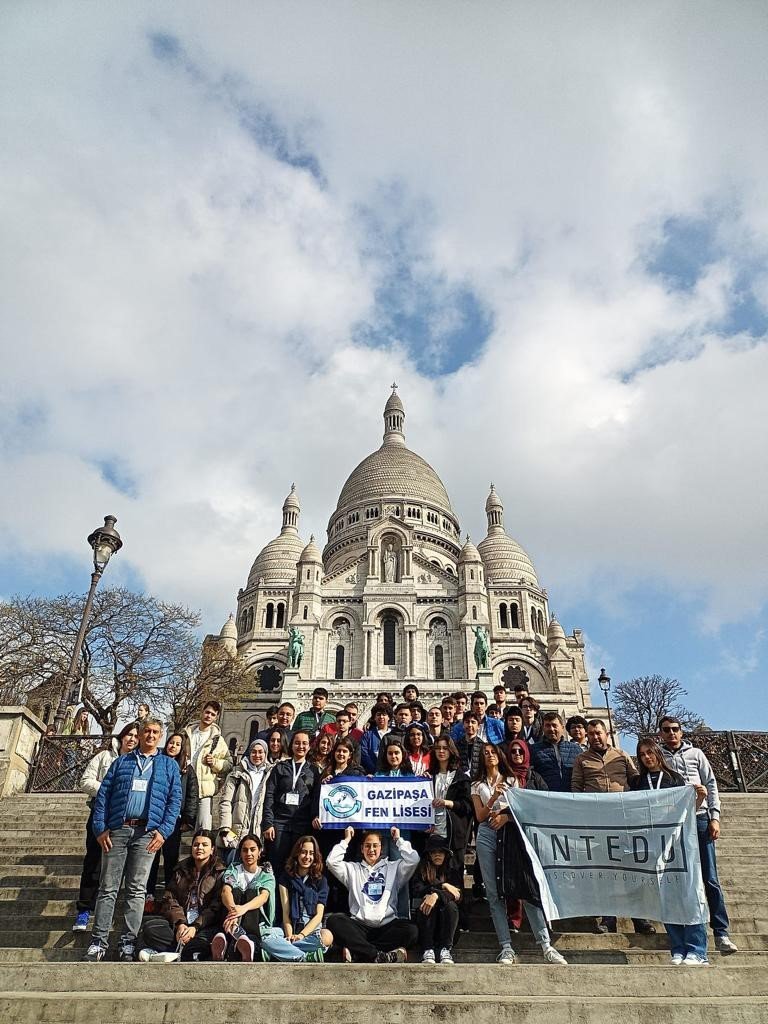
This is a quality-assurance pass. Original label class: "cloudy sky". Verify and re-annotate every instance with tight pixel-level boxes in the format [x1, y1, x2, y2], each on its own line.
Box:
[2, 2, 766, 729]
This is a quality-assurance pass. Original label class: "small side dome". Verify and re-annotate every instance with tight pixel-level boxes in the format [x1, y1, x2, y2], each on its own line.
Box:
[220, 613, 238, 641]
[299, 534, 323, 563]
[547, 615, 566, 642]
[384, 389, 405, 414]
[283, 483, 300, 512]
[459, 534, 481, 563]
[485, 483, 503, 513]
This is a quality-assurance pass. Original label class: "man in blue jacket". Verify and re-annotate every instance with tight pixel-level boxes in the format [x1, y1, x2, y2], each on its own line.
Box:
[85, 716, 181, 962]
[450, 691, 505, 746]
[530, 712, 582, 791]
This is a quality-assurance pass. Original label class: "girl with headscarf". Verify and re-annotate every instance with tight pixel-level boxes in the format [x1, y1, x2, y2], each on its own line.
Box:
[502, 739, 548, 932]
[215, 739, 275, 862]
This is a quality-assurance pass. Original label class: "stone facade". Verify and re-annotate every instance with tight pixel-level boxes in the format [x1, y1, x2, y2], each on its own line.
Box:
[214, 388, 595, 753]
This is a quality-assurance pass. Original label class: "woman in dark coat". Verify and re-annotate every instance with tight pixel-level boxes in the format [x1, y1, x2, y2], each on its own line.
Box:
[411, 834, 464, 964]
[499, 739, 547, 933]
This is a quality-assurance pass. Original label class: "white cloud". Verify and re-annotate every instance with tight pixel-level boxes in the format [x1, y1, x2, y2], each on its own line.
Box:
[0, 1, 766, 637]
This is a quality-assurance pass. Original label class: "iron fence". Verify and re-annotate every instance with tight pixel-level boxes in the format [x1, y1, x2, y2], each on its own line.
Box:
[28, 734, 112, 793]
[691, 731, 768, 792]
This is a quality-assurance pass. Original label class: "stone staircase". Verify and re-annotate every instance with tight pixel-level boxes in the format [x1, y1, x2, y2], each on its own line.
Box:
[0, 792, 765, 1021]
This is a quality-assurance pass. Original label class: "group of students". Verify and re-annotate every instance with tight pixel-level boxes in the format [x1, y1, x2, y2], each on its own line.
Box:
[72, 684, 735, 967]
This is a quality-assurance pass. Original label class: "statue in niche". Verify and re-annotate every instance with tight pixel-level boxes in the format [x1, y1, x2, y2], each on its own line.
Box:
[287, 626, 304, 669]
[383, 542, 398, 583]
[471, 625, 490, 670]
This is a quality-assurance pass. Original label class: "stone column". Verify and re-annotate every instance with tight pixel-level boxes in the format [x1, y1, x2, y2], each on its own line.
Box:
[0, 707, 45, 797]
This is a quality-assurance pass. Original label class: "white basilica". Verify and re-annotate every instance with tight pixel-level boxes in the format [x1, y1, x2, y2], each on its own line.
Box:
[214, 388, 595, 751]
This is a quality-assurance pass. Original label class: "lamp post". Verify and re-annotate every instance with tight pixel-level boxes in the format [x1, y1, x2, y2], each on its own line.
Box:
[597, 667, 615, 746]
[53, 515, 123, 732]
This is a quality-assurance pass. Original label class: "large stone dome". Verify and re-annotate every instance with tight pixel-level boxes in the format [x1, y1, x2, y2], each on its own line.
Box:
[335, 445, 454, 514]
[477, 532, 539, 585]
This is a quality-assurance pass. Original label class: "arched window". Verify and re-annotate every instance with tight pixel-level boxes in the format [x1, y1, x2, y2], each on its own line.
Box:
[472, 605, 478, 620]
[276, 602, 285, 629]
[470, 569, 475, 581]
[499, 603, 509, 629]
[265, 602, 274, 629]
[228, 736, 238, 757]
[383, 617, 396, 665]
[306, 569, 311, 581]
[335, 644, 345, 680]
[531, 608, 537, 631]
[247, 607, 254, 632]
[240, 610, 248, 633]
[434, 645, 445, 680]
[248, 720, 260, 745]
[510, 602, 519, 628]
[303, 605, 308, 620]
[537, 609, 545, 634]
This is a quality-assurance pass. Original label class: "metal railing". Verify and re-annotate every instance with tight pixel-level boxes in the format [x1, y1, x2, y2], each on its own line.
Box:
[691, 731, 768, 792]
[28, 734, 112, 793]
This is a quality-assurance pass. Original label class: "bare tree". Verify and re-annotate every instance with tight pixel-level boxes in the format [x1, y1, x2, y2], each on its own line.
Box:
[612, 674, 704, 740]
[0, 589, 253, 733]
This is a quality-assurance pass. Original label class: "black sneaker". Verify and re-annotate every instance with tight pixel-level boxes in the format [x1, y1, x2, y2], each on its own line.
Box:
[118, 945, 135, 962]
[375, 947, 407, 964]
[83, 943, 106, 962]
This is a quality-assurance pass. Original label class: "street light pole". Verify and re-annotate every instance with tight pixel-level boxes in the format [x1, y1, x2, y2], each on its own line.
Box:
[53, 516, 123, 732]
[597, 667, 615, 746]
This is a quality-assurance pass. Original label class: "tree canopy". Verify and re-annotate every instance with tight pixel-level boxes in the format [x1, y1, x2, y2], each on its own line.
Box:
[0, 588, 253, 732]
[612, 674, 704, 741]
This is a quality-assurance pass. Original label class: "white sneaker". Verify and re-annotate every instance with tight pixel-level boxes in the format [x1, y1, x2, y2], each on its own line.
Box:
[421, 949, 436, 964]
[715, 935, 738, 955]
[146, 951, 181, 964]
[670, 953, 684, 966]
[682, 953, 709, 966]
[542, 945, 568, 965]
[496, 947, 518, 965]
[439, 948, 455, 965]
[138, 948, 155, 963]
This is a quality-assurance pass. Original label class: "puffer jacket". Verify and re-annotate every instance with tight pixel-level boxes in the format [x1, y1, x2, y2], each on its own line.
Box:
[92, 751, 181, 839]
[80, 740, 120, 799]
[214, 761, 275, 840]
[530, 737, 583, 792]
[184, 724, 232, 799]
[159, 854, 226, 933]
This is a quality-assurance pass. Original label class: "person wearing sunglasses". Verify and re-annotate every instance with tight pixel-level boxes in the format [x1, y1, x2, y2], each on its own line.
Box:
[659, 715, 738, 955]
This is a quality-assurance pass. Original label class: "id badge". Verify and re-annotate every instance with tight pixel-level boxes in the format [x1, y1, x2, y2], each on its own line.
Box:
[187, 908, 200, 924]
[132, 779, 149, 793]
[284, 792, 300, 806]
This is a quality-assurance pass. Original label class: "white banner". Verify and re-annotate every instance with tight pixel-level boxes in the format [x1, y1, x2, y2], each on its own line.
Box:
[504, 787, 708, 925]
[319, 776, 434, 830]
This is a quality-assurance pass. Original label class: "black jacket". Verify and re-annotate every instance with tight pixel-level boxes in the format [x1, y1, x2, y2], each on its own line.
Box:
[261, 758, 319, 831]
[180, 768, 199, 829]
[435, 771, 473, 860]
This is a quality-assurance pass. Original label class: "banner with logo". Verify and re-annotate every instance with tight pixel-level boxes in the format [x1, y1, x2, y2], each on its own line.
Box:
[504, 787, 708, 925]
[319, 776, 435, 830]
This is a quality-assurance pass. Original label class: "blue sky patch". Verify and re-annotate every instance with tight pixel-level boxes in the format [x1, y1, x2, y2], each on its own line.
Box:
[645, 215, 720, 292]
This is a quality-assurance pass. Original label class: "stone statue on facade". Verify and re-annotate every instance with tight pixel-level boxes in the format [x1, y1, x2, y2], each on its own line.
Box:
[471, 625, 490, 670]
[288, 626, 304, 669]
[383, 543, 398, 583]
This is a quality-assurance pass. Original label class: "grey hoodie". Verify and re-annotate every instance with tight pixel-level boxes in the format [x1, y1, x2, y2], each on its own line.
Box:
[327, 836, 419, 927]
[661, 739, 720, 820]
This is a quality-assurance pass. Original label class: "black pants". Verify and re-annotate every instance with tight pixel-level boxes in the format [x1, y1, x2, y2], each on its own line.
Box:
[139, 916, 216, 960]
[146, 822, 183, 898]
[415, 900, 459, 952]
[267, 825, 307, 877]
[76, 807, 102, 913]
[326, 914, 418, 963]
[602, 917, 651, 932]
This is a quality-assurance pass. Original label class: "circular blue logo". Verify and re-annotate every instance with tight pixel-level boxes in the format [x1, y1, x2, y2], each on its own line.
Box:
[323, 784, 362, 820]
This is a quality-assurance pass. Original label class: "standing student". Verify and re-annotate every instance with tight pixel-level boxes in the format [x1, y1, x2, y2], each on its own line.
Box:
[499, 739, 547, 934]
[261, 730, 318, 873]
[265, 727, 289, 764]
[404, 724, 431, 776]
[215, 739, 274, 858]
[73, 722, 139, 932]
[519, 698, 543, 744]
[360, 703, 393, 773]
[471, 742, 567, 965]
[293, 687, 336, 737]
[184, 701, 232, 830]
[631, 737, 709, 965]
[85, 717, 181, 962]
[326, 827, 419, 963]
[211, 833, 275, 962]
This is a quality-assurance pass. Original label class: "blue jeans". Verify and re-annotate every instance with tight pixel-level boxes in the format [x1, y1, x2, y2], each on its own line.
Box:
[697, 815, 730, 937]
[665, 922, 708, 959]
[260, 926, 325, 961]
[91, 825, 156, 949]
[475, 824, 550, 949]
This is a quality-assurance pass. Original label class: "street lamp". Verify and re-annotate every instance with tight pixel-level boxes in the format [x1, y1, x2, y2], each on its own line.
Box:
[53, 515, 123, 732]
[597, 667, 615, 746]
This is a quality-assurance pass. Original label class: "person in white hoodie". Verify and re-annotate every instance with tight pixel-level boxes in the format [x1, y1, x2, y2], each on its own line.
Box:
[72, 722, 139, 932]
[326, 826, 419, 963]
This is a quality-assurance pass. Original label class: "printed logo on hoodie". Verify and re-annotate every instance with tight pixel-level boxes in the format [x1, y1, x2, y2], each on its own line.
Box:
[361, 868, 387, 903]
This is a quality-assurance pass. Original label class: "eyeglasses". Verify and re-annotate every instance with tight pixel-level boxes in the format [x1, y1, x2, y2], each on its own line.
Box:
[510, 750, 525, 757]
[661, 726, 681, 733]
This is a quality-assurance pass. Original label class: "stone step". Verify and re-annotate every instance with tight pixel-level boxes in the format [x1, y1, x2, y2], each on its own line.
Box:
[0, 962, 766, 995]
[2, 990, 767, 1024]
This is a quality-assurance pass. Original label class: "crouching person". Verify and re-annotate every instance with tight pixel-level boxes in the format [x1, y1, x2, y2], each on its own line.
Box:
[260, 835, 333, 962]
[137, 829, 225, 962]
[211, 833, 275, 962]
[326, 826, 419, 963]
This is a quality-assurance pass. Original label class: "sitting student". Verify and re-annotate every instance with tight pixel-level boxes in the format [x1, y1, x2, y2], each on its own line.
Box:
[211, 833, 275, 962]
[326, 826, 419, 962]
[631, 736, 708, 965]
[411, 834, 463, 964]
[137, 829, 225, 962]
[260, 836, 333, 962]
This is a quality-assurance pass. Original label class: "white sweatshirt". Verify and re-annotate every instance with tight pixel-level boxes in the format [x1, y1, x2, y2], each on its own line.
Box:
[326, 837, 419, 927]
